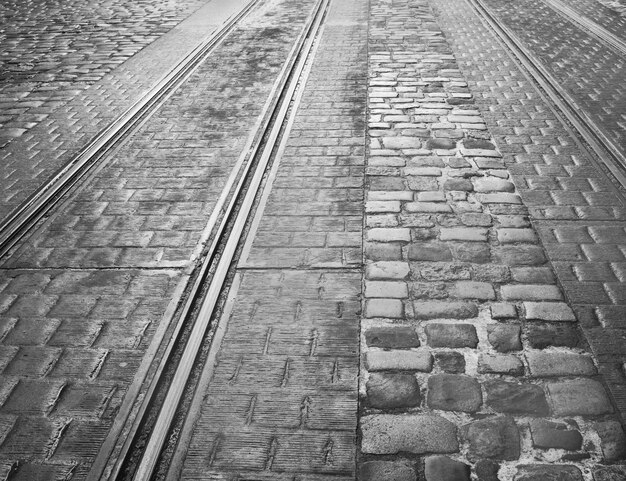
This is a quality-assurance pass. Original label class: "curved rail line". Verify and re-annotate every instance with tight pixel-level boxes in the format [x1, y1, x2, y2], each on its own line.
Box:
[92, 0, 332, 479]
[0, 0, 261, 260]
[541, 0, 626, 57]
[467, 0, 626, 188]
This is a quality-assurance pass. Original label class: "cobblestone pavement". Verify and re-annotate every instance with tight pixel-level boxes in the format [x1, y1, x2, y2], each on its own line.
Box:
[359, 0, 626, 479]
[0, 0, 324, 477]
[178, 0, 368, 477]
[556, 0, 626, 40]
[479, 0, 626, 162]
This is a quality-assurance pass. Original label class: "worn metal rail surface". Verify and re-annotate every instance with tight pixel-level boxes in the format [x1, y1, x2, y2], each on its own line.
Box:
[467, 0, 626, 188]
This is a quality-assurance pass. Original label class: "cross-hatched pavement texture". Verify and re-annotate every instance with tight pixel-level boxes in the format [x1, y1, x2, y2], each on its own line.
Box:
[0, 0, 326, 477]
[554, 0, 626, 41]
[177, 0, 367, 478]
[480, 0, 626, 162]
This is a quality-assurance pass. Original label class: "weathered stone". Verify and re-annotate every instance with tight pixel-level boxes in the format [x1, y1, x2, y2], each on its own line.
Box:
[496, 228, 537, 243]
[365, 298, 404, 318]
[452, 281, 495, 300]
[444, 178, 473, 191]
[596, 420, 626, 462]
[367, 228, 411, 243]
[529, 420, 582, 451]
[360, 461, 416, 481]
[425, 323, 478, 347]
[434, 351, 465, 373]
[366, 327, 419, 349]
[487, 324, 521, 352]
[405, 202, 452, 213]
[511, 267, 555, 284]
[464, 416, 520, 461]
[473, 177, 515, 193]
[477, 193, 521, 204]
[475, 460, 500, 481]
[450, 242, 491, 263]
[501, 285, 562, 301]
[427, 374, 482, 412]
[424, 456, 470, 481]
[411, 282, 448, 299]
[408, 242, 452, 261]
[526, 351, 596, 377]
[461, 213, 492, 227]
[547, 379, 613, 416]
[524, 302, 575, 321]
[493, 246, 546, 266]
[592, 465, 626, 481]
[485, 380, 549, 415]
[367, 261, 410, 280]
[440, 227, 488, 242]
[414, 301, 478, 320]
[471, 264, 510, 282]
[514, 465, 582, 481]
[419, 264, 470, 281]
[491, 303, 517, 319]
[365, 281, 409, 298]
[367, 373, 420, 409]
[426, 138, 456, 150]
[366, 349, 432, 372]
[463, 139, 495, 150]
[478, 354, 523, 376]
[526, 323, 580, 348]
[361, 414, 459, 454]
[383, 137, 422, 149]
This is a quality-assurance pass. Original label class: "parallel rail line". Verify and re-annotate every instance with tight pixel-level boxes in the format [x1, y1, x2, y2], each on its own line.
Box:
[467, 0, 626, 188]
[0, 0, 260, 259]
[100, 0, 331, 479]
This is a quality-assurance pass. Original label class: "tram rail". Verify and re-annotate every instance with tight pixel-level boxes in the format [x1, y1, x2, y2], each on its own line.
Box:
[467, 0, 626, 189]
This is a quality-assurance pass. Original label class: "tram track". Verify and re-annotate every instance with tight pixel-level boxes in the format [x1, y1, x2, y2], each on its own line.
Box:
[0, 0, 261, 260]
[466, 0, 626, 189]
[87, 0, 332, 479]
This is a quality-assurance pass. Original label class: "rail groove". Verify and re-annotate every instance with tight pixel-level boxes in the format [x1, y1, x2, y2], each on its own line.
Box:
[0, 0, 260, 260]
[102, 0, 331, 479]
[468, 0, 626, 188]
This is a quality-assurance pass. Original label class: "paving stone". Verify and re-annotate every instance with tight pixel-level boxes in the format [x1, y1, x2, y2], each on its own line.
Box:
[382, 137, 422, 149]
[526, 351, 596, 377]
[424, 456, 470, 481]
[365, 281, 409, 298]
[365, 298, 404, 318]
[365, 327, 419, 349]
[425, 323, 478, 347]
[596, 420, 626, 462]
[464, 416, 520, 461]
[440, 227, 488, 242]
[451, 281, 495, 300]
[361, 414, 459, 454]
[592, 465, 626, 481]
[415, 302, 478, 320]
[366, 373, 420, 409]
[426, 138, 457, 150]
[360, 460, 417, 481]
[367, 228, 411, 243]
[487, 324, 521, 352]
[478, 353, 523, 376]
[473, 177, 515, 193]
[526, 323, 581, 348]
[475, 460, 501, 481]
[493, 246, 546, 266]
[408, 242, 453, 261]
[485, 380, 549, 415]
[427, 374, 482, 412]
[496, 228, 537, 244]
[510, 267, 555, 284]
[366, 349, 432, 372]
[524, 302, 575, 321]
[434, 351, 465, 373]
[490, 303, 517, 319]
[547, 379, 613, 416]
[529, 419, 582, 451]
[450, 242, 491, 263]
[501, 285, 562, 301]
[406, 202, 452, 213]
[444, 178, 474, 191]
[367, 261, 410, 280]
[514, 465, 583, 481]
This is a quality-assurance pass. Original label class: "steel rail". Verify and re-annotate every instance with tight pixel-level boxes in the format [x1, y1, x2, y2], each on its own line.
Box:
[468, 0, 626, 188]
[541, 0, 626, 57]
[0, 0, 260, 260]
[123, 0, 330, 479]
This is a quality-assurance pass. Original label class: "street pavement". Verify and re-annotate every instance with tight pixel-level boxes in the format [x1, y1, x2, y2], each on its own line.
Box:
[0, 0, 625, 479]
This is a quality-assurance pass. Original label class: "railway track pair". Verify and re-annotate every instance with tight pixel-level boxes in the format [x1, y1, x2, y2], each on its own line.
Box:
[0, 0, 331, 478]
